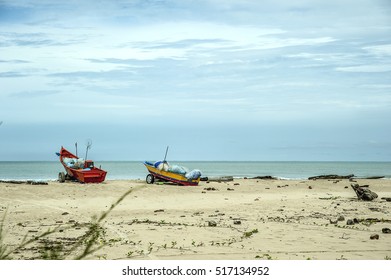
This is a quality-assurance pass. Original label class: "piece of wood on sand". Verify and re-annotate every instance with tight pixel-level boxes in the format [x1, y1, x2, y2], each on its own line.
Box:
[351, 183, 378, 201]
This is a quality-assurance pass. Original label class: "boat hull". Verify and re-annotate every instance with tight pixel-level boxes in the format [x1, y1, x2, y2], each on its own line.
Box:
[59, 147, 107, 183]
[144, 162, 200, 186]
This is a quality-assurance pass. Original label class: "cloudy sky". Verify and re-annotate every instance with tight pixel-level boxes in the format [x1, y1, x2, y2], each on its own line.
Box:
[0, 0, 390, 161]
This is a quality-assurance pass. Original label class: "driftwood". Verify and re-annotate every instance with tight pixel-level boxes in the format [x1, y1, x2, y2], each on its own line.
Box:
[351, 184, 378, 201]
[206, 176, 234, 182]
[363, 176, 384, 179]
[251, 176, 278, 180]
[308, 174, 354, 180]
[0, 180, 48, 185]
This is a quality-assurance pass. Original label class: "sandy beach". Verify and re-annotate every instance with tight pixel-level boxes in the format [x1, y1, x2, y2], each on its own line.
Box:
[1, 178, 390, 260]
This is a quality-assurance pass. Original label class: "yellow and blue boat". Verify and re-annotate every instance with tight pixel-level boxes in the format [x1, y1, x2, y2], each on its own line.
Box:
[143, 161, 201, 186]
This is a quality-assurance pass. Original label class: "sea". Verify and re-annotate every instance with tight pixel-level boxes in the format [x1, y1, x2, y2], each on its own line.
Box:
[0, 161, 390, 181]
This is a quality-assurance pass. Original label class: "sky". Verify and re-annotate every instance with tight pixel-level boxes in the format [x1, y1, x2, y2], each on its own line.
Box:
[0, 0, 391, 161]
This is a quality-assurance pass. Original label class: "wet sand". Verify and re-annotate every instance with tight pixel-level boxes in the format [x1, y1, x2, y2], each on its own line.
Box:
[1, 178, 390, 260]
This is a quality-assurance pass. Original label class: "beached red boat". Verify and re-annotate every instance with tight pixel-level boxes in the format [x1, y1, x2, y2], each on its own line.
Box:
[58, 147, 107, 183]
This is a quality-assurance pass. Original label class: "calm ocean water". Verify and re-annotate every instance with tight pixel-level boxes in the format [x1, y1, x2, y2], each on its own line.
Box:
[0, 161, 390, 181]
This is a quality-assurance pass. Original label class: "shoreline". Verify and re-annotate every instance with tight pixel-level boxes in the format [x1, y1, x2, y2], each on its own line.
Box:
[1, 174, 391, 184]
[1, 178, 391, 260]
[2, 161, 391, 183]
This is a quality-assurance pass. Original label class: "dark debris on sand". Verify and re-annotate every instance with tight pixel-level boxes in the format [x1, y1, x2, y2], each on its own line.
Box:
[0, 180, 48, 185]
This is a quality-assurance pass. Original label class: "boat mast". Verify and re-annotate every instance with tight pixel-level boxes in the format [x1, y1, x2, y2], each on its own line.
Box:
[163, 145, 169, 162]
[85, 139, 92, 160]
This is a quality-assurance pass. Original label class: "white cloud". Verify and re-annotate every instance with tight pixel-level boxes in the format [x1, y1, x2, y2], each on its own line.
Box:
[336, 64, 391, 73]
[363, 44, 391, 56]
